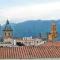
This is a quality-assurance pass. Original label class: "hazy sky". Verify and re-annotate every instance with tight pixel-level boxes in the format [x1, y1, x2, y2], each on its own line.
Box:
[0, 0, 60, 24]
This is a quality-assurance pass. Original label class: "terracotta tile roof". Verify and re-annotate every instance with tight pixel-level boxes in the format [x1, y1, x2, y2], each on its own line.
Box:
[0, 45, 60, 59]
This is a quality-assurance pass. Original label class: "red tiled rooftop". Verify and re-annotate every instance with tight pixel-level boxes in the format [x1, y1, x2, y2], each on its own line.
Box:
[0, 45, 60, 59]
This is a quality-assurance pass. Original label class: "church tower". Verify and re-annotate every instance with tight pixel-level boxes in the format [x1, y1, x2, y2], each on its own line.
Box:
[3, 20, 13, 43]
[48, 21, 57, 41]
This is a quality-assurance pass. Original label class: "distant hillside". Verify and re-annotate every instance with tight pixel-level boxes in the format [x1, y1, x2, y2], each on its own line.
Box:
[1, 20, 60, 40]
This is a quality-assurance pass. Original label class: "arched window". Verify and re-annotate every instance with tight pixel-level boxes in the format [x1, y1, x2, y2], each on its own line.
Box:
[8, 33, 10, 36]
[5, 32, 6, 36]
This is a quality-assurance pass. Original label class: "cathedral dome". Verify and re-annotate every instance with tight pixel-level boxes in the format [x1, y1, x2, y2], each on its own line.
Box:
[3, 20, 13, 31]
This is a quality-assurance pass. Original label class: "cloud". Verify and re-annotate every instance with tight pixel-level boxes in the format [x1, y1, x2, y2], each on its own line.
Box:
[0, 1, 60, 24]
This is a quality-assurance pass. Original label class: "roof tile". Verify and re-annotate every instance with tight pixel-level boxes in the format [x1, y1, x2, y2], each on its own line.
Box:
[0, 44, 60, 59]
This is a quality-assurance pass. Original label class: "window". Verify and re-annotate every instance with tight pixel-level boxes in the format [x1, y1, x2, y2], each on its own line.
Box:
[37, 41, 38, 43]
[5, 32, 6, 36]
[9, 33, 10, 36]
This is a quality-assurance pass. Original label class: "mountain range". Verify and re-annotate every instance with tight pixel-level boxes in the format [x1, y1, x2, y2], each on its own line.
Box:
[1, 20, 60, 40]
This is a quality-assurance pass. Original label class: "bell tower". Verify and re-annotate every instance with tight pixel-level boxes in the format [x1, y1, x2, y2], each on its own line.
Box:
[3, 20, 13, 43]
[48, 21, 57, 41]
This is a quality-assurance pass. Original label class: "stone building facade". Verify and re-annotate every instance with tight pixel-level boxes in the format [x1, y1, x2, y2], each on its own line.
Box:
[3, 20, 13, 43]
[48, 21, 57, 41]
